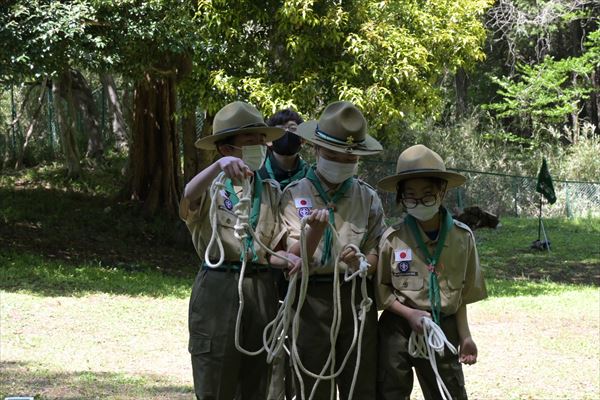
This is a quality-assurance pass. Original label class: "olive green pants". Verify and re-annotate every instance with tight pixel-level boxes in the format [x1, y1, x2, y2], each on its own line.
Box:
[188, 267, 278, 400]
[293, 278, 378, 400]
[377, 310, 468, 400]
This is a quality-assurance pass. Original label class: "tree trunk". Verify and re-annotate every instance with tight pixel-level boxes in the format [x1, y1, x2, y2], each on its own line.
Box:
[66, 70, 104, 162]
[455, 67, 468, 120]
[590, 68, 600, 134]
[53, 70, 81, 178]
[121, 72, 181, 216]
[182, 109, 216, 184]
[16, 79, 47, 169]
[100, 74, 129, 152]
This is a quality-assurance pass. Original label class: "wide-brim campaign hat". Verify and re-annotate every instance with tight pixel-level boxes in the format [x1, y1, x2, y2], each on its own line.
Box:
[195, 101, 284, 150]
[295, 101, 383, 156]
[378, 144, 466, 192]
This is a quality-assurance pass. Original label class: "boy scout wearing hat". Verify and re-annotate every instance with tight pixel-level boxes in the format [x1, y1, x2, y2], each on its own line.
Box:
[181, 101, 286, 400]
[375, 145, 487, 400]
[279, 101, 386, 399]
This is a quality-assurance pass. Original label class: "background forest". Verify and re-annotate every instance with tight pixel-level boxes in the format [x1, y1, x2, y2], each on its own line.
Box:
[1, 0, 598, 219]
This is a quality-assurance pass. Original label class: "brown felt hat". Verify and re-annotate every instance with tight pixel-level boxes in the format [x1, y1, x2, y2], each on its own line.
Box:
[195, 101, 284, 150]
[377, 145, 466, 192]
[295, 101, 382, 156]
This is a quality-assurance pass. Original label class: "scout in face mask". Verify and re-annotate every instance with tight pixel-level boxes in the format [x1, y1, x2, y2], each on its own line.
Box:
[375, 145, 486, 400]
[315, 145, 359, 184]
[273, 101, 385, 399]
[183, 101, 285, 400]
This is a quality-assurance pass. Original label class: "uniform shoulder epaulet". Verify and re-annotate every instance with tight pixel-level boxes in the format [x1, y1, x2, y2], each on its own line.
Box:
[356, 178, 377, 192]
[380, 225, 398, 244]
[281, 178, 302, 193]
[453, 218, 473, 234]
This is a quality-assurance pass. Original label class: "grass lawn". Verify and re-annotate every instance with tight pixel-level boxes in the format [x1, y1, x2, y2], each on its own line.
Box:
[1, 164, 599, 399]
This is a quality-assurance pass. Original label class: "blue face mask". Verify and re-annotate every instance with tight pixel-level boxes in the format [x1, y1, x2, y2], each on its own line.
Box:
[271, 131, 302, 156]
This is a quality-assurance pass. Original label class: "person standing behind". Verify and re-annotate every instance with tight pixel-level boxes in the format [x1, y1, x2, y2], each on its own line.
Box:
[259, 108, 309, 189]
[279, 101, 386, 400]
[261, 107, 308, 400]
[181, 101, 286, 400]
[375, 144, 488, 400]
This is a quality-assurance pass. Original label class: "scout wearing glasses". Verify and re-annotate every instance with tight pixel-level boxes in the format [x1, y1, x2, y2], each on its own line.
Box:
[278, 101, 386, 400]
[181, 101, 286, 400]
[375, 145, 487, 400]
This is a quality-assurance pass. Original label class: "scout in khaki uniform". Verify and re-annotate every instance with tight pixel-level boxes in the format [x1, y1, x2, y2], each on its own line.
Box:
[375, 145, 488, 400]
[181, 101, 286, 400]
[261, 108, 307, 400]
[279, 101, 386, 400]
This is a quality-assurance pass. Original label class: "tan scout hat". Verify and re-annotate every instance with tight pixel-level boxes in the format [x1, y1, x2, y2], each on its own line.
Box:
[295, 101, 383, 156]
[195, 101, 285, 150]
[378, 144, 466, 192]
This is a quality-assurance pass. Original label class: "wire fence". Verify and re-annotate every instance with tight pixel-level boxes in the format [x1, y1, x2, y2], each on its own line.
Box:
[359, 159, 600, 219]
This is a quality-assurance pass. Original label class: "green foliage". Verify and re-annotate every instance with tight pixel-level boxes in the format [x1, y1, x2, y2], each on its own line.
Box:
[485, 46, 596, 144]
[0, 1, 101, 80]
[186, 0, 493, 133]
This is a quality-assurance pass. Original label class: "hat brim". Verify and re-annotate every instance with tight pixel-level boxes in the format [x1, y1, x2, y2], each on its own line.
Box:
[295, 121, 382, 156]
[377, 170, 466, 192]
[195, 126, 285, 150]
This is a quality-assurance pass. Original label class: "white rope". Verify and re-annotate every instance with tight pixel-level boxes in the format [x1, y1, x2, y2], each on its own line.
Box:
[289, 221, 372, 400]
[206, 172, 372, 400]
[408, 317, 458, 400]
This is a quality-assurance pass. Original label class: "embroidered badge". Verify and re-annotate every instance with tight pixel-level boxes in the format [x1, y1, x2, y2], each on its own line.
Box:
[294, 197, 313, 208]
[224, 198, 233, 210]
[298, 207, 311, 218]
[394, 248, 413, 262]
[397, 261, 410, 273]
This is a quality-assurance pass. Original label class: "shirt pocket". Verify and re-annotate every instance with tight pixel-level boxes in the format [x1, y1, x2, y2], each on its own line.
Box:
[392, 275, 425, 291]
[347, 226, 368, 248]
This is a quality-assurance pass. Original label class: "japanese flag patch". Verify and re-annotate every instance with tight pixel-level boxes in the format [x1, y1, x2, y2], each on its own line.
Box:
[394, 248, 413, 262]
[294, 198, 313, 208]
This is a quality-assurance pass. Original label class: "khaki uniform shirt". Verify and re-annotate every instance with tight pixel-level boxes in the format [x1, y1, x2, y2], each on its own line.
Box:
[180, 177, 285, 265]
[376, 217, 487, 315]
[280, 176, 386, 274]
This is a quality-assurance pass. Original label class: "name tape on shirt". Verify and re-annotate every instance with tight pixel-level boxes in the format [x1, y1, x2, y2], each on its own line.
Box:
[394, 248, 413, 262]
[294, 197, 313, 209]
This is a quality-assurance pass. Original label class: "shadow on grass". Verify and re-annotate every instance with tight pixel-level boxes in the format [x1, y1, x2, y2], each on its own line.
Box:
[0, 360, 193, 400]
[0, 187, 198, 278]
[484, 277, 596, 298]
[0, 251, 192, 298]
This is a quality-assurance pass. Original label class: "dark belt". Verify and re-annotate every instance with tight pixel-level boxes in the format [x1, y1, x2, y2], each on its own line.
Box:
[201, 261, 271, 273]
[308, 273, 347, 283]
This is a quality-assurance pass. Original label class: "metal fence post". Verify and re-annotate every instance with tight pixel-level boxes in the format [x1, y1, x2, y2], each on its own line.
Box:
[565, 182, 573, 219]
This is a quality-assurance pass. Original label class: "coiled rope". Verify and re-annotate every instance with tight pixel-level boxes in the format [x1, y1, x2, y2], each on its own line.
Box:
[206, 172, 372, 400]
[408, 316, 458, 400]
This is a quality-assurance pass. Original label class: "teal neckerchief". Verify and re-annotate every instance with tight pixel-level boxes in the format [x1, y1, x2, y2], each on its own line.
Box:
[224, 173, 263, 262]
[405, 207, 453, 325]
[305, 167, 354, 265]
[265, 155, 307, 187]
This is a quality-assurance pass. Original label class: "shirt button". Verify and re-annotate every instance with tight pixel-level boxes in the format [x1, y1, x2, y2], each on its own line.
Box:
[402, 282, 408, 287]
[226, 218, 231, 224]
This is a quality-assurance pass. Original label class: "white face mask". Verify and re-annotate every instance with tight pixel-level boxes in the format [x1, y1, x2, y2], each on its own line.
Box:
[241, 144, 267, 171]
[406, 199, 441, 221]
[316, 157, 358, 184]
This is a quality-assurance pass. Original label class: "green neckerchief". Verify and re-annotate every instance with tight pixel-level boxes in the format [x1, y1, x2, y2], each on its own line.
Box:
[305, 166, 354, 266]
[265, 154, 308, 187]
[224, 173, 263, 262]
[405, 207, 453, 325]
